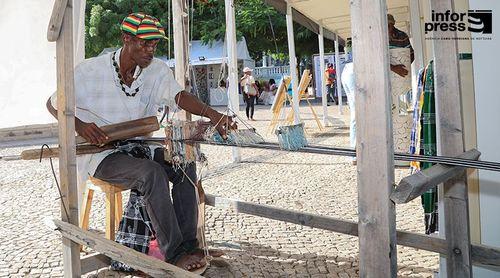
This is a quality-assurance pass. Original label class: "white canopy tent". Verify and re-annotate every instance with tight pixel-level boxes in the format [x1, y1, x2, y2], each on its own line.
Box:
[162, 38, 254, 67]
[266, 0, 410, 41]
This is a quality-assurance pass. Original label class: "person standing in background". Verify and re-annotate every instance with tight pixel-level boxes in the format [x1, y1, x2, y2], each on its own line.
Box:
[324, 63, 337, 104]
[240, 67, 259, 120]
[341, 39, 356, 165]
[388, 14, 414, 77]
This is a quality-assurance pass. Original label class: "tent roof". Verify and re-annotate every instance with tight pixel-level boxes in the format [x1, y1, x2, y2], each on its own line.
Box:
[162, 37, 254, 66]
[265, 0, 410, 44]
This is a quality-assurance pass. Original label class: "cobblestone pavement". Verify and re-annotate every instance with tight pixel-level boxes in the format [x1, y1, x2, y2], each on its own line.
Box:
[0, 104, 439, 277]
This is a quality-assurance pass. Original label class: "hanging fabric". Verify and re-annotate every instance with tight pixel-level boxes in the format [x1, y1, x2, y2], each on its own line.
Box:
[409, 61, 438, 235]
[420, 61, 438, 235]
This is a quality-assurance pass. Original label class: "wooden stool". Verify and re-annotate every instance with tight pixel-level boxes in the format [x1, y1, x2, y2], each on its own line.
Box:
[79, 177, 125, 240]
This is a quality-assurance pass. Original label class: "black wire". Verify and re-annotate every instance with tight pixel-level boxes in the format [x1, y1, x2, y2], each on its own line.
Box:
[39, 144, 70, 220]
[159, 105, 168, 124]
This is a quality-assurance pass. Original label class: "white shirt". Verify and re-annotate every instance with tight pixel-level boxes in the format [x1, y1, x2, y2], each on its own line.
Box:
[240, 75, 257, 96]
[51, 48, 182, 183]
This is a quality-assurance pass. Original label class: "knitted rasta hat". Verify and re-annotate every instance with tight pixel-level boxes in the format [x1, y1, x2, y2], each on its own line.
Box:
[121, 13, 167, 40]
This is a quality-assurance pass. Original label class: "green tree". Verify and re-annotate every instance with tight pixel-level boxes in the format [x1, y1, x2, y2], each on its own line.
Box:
[85, 0, 333, 61]
[192, 0, 333, 62]
[85, 0, 171, 57]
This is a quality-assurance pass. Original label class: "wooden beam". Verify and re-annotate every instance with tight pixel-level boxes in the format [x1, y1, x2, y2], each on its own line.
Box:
[51, 219, 199, 277]
[21, 144, 115, 160]
[74, 116, 159, 144]
[391, 149, 481, 204]
[205, 194, 500, 268]
[47, 0, 68, 42]
[172, 0, 191, 121]
[54, 0, 81, 275]
[430, 0, 473, 276]
[21, 116, 159, 160]
[350, 0, 397, 276]
[81, 253, 110, 274]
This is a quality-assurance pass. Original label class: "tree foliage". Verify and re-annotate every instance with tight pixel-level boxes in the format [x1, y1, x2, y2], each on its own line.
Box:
[85, 0, 333, 61]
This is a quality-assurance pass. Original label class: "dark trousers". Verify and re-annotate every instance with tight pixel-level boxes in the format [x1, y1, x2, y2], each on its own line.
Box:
[327, 84, 337, 103]
[246, 95, 256, 119]
[93, 148, 198, 261]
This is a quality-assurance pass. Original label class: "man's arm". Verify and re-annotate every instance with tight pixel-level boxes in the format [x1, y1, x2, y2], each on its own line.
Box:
[174, 91, 237, 138]
[390, 64, 409, 77]
[46, 97, 108, 145]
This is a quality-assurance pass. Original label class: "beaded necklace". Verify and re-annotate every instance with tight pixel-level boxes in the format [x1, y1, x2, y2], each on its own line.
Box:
[112, 51, 142, 97]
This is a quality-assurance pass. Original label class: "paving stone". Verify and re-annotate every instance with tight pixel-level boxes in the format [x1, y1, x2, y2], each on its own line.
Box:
[0, 106, 439, 277]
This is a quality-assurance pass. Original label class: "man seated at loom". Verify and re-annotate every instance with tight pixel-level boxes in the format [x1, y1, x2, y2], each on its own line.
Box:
[46, 13, 235, 272]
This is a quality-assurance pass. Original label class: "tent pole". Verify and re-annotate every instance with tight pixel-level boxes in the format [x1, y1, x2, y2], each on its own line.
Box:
[286, 3, 300, 124]
[318, 23, 328, 126]
[334, 34, 343, 115]
[224, 0, 241, 162]
[409, 0, 425, 108]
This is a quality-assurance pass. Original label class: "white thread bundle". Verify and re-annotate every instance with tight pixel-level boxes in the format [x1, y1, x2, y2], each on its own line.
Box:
[275, 123, 308, 151]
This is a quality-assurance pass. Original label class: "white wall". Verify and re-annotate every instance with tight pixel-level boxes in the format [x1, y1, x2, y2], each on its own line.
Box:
[471, 0, 500, 276]
[0, 0, 85, 129]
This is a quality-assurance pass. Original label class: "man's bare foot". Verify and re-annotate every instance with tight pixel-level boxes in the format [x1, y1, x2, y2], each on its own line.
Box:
[191, 248, 224, 258]
[175, 253, 206, 272]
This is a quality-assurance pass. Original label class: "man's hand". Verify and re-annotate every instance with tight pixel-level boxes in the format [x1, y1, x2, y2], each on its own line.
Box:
[76, 120, 109, 145]
[207, 111, 238, 139]
[390, 64, 409, 77]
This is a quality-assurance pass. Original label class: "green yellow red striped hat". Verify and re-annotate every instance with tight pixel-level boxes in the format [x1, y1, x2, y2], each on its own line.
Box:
[121, 13, 167, 40]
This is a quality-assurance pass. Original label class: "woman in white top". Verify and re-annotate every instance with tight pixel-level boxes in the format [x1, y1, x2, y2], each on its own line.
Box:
[240, 67, 260, 120]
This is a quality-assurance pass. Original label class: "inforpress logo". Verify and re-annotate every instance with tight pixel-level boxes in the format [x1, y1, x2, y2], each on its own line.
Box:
[468, 10, 492, 34]
[425, 10, 492, 40]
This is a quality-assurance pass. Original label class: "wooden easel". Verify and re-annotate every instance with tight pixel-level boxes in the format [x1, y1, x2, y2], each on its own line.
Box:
[270, 69, 324, 132]
[268, 76, 292, 133]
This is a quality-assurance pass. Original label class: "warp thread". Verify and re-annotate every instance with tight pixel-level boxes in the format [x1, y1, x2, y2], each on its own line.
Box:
[164, 120, 205, 168]
[204, 127, 265, 145]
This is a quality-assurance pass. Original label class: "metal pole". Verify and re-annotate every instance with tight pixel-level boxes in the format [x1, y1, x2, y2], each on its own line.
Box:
[224, 0, 241, 162]
[286, 3, 300, 124]
[334, 34, 343, 115]
[409, 0, 425, 108]
[318, 24, 328, 126]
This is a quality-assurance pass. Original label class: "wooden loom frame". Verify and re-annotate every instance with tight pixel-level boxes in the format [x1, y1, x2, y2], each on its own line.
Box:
[44, 0, 500, 277]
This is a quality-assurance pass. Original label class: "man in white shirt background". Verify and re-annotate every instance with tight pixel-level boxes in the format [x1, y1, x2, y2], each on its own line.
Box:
[46, 13, 234, 272]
